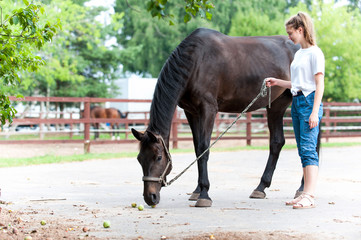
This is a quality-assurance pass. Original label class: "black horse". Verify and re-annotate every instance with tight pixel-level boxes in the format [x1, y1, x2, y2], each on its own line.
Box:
[132, 28, 315, 207]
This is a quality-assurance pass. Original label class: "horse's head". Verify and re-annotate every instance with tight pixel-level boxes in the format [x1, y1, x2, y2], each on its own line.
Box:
[131, 128, 172, 206]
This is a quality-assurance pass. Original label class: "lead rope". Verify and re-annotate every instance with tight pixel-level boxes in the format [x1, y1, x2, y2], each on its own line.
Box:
[165, 79, 271, 186]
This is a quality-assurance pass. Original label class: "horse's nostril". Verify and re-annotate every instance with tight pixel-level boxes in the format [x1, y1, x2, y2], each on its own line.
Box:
[151, 194, 157, 203]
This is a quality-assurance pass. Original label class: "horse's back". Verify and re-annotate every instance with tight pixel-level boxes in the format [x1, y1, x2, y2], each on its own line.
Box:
[104, 108, 119, 118]
[90, 106, 106, 118]
[178, 28, 299, 113]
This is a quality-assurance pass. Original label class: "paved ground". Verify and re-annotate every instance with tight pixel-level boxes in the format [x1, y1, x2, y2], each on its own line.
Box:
[1, 146, 361, 239]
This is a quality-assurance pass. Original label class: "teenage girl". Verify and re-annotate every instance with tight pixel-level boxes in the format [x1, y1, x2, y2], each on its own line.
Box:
[265, 12, 325, 209]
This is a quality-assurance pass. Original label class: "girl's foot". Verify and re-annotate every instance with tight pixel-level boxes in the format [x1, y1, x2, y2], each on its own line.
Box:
[293, 193, 315, 209]
[285, 194, 304, 206]
[285, 192, 314, 206]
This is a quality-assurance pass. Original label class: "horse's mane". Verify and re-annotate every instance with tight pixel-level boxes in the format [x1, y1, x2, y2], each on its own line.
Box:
[148, 29, 205, 135]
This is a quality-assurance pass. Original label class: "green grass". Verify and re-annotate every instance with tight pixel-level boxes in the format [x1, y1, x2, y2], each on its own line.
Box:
[0, 141, 360, 168]
[0, 152, 138, 168]
[0, 133, 135, 141]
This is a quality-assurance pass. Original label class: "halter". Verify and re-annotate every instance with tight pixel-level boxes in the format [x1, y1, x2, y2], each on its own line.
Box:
[142, 135, 172, 187]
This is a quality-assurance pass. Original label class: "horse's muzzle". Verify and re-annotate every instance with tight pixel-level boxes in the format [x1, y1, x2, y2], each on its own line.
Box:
[143, 183, 161, 206]
[144, 191, 160, 206]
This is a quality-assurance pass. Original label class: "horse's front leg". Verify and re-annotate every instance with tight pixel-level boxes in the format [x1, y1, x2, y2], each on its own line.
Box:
[184, 108, 216, 207]
[250, 92, 291, 199]
[110, 123, 115, 140]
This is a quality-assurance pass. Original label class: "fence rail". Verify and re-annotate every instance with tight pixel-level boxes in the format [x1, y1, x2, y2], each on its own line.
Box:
[2, 96, 361, 152]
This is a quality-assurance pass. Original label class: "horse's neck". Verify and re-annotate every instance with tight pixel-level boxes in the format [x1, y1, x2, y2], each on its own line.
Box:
[147, 117, 173, 144]
[147, 101, 177, 144]
[147, 45, 188, 144]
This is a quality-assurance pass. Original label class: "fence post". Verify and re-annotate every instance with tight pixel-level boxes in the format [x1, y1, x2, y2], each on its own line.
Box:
[246, 112, 252, 146]
[216, 113, 220, 137]
[84, 99, 91, 153]
[39, 111, 44, 140]
[172, 109, 179, 149]
[325, 106, 330, 142]
[69, 112, 73, 139]
[125, 122, 129, 139]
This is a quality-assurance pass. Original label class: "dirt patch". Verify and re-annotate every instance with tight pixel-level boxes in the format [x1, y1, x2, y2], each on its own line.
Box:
[184, 231, 319, 240]
[0, 204, 102, 240]
[0, 204, 319, 240]
[0, 201, 328, 240]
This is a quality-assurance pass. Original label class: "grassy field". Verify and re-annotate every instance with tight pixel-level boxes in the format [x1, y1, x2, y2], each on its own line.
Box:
[0, 141, 360, 168]
[0, 133, 133, 141]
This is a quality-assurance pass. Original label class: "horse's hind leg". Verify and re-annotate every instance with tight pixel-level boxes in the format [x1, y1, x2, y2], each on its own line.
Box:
[110, 123, 115, 140]
[250, 91, 292, 199]
[94, 123, 99, 140]
[116, 123, 120, 140]
[184, 107, 216, 207]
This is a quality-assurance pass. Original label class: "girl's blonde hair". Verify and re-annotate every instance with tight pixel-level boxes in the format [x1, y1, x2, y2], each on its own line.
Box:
[285, 12, 316, 45]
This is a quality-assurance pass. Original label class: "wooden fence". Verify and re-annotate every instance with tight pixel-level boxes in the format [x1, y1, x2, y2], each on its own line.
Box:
[2, 96, 361, 153]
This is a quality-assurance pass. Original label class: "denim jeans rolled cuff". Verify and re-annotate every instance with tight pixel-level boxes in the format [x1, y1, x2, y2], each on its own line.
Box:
[291, 91, 323, 168]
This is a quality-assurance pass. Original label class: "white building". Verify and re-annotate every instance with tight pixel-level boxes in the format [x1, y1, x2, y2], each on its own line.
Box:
[107, 75, 157, 118]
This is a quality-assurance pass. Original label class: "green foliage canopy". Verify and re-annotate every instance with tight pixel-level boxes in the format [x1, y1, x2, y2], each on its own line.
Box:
[116, 0, 290, 77]
[115, 0, 214, 77]
[145, 0, 214, 24]
[0, 0, 60, 124]
[19, 0, 124, 99]
[119, 0, 361, 101]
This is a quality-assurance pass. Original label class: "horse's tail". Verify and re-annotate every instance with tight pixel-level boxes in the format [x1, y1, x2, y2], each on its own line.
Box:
[118, 109, 128, 118]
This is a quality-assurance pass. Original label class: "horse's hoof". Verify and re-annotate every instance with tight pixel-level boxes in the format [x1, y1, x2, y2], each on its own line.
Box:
[294, 190, 303, 199]
[188, 192, 200, 201]
[195, 198, 212, 207]
[249, 190, 266, 199]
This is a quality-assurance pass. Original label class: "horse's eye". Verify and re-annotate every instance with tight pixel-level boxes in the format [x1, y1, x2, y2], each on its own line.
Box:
[157, 156, 162, 162]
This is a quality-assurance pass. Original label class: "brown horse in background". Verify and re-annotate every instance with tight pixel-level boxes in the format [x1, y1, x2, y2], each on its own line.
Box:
[82, 106, 128, 139]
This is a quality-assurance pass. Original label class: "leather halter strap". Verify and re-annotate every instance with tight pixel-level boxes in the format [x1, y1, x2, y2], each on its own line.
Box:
[142, 135, 172, 187]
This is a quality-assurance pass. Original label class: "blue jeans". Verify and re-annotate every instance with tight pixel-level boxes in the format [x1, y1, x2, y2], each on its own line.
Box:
[291, 91, 323, 168]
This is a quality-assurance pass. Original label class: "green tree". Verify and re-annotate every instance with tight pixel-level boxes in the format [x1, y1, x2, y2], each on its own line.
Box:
[0, 0, 60, 124]
[228, 0, 290, 37]
[116, 0, 289, 77]
[145, 0, 214, 24]
[342, 0, 361, 11]
[20, 0, 123, 100]
[115, 0, 213, 77]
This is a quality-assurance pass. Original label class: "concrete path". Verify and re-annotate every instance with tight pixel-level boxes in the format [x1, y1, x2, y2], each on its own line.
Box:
[1, 146, 361, 239]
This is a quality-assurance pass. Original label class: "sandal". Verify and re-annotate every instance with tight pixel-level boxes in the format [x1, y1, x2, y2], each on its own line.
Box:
[285, 194, 304, 206]
[293, 193, 315, 209]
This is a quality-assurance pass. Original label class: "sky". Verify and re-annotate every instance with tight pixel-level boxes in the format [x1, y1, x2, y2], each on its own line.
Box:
[85, 0, 115, 7]
[85, 0, 115, 25]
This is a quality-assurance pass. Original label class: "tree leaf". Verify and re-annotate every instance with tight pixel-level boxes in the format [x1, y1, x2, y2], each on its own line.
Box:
[184, 13, 191, 23]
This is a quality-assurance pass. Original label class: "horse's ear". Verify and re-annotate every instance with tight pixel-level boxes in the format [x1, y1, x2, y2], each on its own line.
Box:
[131, 128, 144, 141]
[146, 130, 158, 142]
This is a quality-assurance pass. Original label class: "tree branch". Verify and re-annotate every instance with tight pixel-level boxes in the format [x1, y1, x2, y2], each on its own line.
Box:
[154, 25, 166, 38]
[125, 0, 141, 12]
